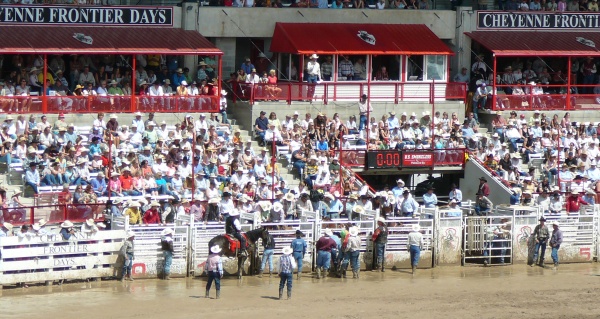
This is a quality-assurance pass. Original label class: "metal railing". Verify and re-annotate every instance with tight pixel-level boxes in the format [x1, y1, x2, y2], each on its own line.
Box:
[230, 81, 467, 105]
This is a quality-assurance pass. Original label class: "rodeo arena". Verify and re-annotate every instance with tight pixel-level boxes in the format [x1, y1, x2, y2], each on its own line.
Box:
[2, 2, 600, 319]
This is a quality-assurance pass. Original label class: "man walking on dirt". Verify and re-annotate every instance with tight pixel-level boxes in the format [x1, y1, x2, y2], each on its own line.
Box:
[315, 228, 337, 279]
[371, 217, 388, 272]
[530, 217, 549, 267]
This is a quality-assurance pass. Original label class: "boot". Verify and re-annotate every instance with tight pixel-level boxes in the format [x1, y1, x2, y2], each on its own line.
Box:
[553, 263, 558, 270]
[323, 269, 329, 278]
[258, 270, 263, 278]
[341, 269, 347, 278]
[287, 289, 292, 300]
[316, 268, 321, 279]
[164, 273, 170, 280]
[412, 266, 416, 275]
[127, 275, 134, 281]
[296, 272, 300, 280]
[269, 271, 272, 278]
[372, 264, 379, 272]
[278, 288, 283, 300]
[356, 269, 360, 279]
[352, 270, 357, 279]
[205, 290, 210, 298]
[381, 264, 385, 272]
[216, 290, 220, 299]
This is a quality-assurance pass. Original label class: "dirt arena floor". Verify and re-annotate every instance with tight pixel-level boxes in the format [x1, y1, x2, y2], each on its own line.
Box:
[2, 263, 600, 319]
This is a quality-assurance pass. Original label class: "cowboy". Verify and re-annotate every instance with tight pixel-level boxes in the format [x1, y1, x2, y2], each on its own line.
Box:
[205, 245, 223, 299]
[225, 209, 247, 256]
[475, 192, 493, 216]
[278, 247, 296, 300]
[290, 230, 307, 279]
[407, 224, 424, 274]
[31, 218, 48, 236]
[315, 228, 337, 279]
[372, 217, 388, 272]
[341, 226, 361, 279]
[59, 220, 75, 240]
[161, 228, 175, 280]
[531, 216, 549, 267]
[258, 230, 276, 278]
[81, 219, 99, 235]
[120, 231, 136, 282]
[549, 221, 563, 270]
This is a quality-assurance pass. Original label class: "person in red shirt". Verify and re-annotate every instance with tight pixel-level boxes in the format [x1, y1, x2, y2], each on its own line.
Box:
[565, 190, 589, 215]
[120, 168, 142, 196]
[478, 177, 490, 197]
[143, 201, 162, 224]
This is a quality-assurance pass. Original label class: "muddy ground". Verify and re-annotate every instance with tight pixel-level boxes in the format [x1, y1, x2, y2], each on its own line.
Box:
[2, 264, 600, 319]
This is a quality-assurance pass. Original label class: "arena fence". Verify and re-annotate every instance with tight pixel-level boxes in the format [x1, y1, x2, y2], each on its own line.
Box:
[3, 205, 600, 285]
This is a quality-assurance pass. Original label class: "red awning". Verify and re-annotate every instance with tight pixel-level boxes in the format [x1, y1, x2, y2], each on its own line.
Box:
[269, 23, 452, 55]
[466, 31, 600, 56]
[0, 26, 222, 55]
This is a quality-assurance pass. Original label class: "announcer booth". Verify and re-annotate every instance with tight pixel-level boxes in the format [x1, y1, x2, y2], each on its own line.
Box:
[261, 23, 461, 104]
[0, 5, 223, 114]
[467, 11, 600, 111]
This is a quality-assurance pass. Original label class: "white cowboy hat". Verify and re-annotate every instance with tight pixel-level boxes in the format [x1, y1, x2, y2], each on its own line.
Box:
[229, 209, 240, 217]
[127, 231, 136, 238]
[387, 195, 397, 205]
[348, 226, 359, 237]
[552, 221, 560, 227]
[259, 201, 272, 211]
[310, 54, 319, 59]
[162, 228, 174, 236]
[208, 197, 220, 204]
[60, 220, 74, 228]
[86, 218, 95, 226]
[324, 228, 333, 236]
[273, 202, 283, 212]
[412, 224, 421, 232]
[352, 205, 364, 214]
[221, 90, 228, 96]
[324, 193, 335, 201]
[282, 246, 293, 255]
[377, 217, 386, 223]
[2, 222, 13, 231]
[129, 201, 141, 208]
[396, 179, 405, 186]
[32, 218, 47, 231]
[210, 245, 222, 254]
[97, 222, 106, 229]
[284, 192, 295, 202]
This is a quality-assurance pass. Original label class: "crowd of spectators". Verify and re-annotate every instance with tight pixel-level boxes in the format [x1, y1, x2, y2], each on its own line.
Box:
[496, 0, 600, 11]
[206, 0, 432, 9]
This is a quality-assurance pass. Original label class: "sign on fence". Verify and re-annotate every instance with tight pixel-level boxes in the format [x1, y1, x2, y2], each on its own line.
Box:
[0, 229, 125, 285]
[435, 212, 463, 265]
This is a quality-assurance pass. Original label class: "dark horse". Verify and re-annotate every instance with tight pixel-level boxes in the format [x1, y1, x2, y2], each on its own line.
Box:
[208, 227, 269, 279]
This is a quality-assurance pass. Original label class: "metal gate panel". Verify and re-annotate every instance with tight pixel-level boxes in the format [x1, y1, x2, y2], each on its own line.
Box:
[130, 224, 189, 279]
[463, 216, 513, 266]
[544, 214, 597, 263]
[435, 210, 463, 265]
[258, 221, 315, 273]
[383, 217, 434, 269]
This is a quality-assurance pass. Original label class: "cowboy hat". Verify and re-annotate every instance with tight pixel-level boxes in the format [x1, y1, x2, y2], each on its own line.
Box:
[282, 246, 293, 255]
[210, 245, 222, 254]
[352, 205, 364, 214]
[377, 217, 386, 223]
[324, 228, 333, 236]
[86, 218, 95, 226]
[295, 230, 304, 237]
[2, 222, 13, 231]
[273, 202, 283, 212]
[60, 220, 74, 228]
[552, 221, 560, 227]
[539, 216, 547, 222]
[229, 209, 240, 217]
[208, 197, 221, 204]
[128, 201, 141, 208]
[348, 226, 359, 236]
[198, 61, 208, 66]
[412, 224, 421, 232]
[259, 201, 273, 211]
[162, 228, 174, 236]
[310, 54, 319, 59]
[127, 231, 136, 238]
[150, 201, 161, 207]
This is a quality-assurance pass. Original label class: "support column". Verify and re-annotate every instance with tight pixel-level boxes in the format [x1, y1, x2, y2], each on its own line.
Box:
[42, 54, 47, 113]
[492, 55, 497, 111]
[215, 38, 236, 76]
[131, 56, 136, 113]
[567, 56, 572, 110]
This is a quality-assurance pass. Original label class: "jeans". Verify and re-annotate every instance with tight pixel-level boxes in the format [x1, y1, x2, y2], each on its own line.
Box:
[317, 250, 332, 270]
[509, 138, 524, 153]
[330, 248, 339, 272]
[124, 189, 142, 196]
[221, 111, 229, 124]
[279, 272, 293, 293]
[342, 250, 360, 271]
[26, 181, 39, 194]
[122, 253, 133, 278]
[409, 245, 421, 267]
[475, 206, 489, 216]
[293, 252, 303, 273]
[42, 174, 57, 186]
[551, 246, 560, 264]
[375, 242, 386, 267]
[532, 239, 547, 265]
[72, 177, 88, 186]
[292, 161, 305, 179]
[163, 250, 173, 275]
[359, 114, 367, 131]
[260, 248, 274, 272]
[206, 271, 221, 291]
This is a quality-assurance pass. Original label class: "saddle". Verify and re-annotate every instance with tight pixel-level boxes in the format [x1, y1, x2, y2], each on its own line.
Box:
[224, 233, 249, 251]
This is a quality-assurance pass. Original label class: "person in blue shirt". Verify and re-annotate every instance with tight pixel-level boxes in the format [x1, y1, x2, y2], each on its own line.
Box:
[156, 173, 179, 201]
[422, 187, 438, 208]
[25, 162, 40, 194]
[88, 137, 102, 158]
[325, 193, 343, 219]
[59, 220, 75, 240]
[240, 58, 255, 76]
[316, 136, 329, 151]
[172, 68, 186, 90]
[90, 171, 107, 196]
[290, 230, 306, 279]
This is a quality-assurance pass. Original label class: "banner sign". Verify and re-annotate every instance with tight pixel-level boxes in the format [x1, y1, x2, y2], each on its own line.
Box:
[0, 5, 173, 26]
[478, 11, 600, 29]
[402, 152, 434, 167]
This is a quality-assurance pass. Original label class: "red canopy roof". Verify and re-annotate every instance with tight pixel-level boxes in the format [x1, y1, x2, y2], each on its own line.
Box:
[269, 23, 452, 55]
[0, 26, 222, 55]
[466, 31, 600, 56]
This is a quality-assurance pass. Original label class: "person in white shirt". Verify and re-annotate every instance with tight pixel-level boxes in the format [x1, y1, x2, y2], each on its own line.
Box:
[245, 69, 260, 84]
[129, 125, 143, 148]
[407, 224, 424, 274]
[387, 112, 400, 130]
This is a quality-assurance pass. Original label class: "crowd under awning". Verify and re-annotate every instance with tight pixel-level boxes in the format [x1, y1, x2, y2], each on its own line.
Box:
[270, 22, 453, 56]
[466, 31, 600, 57]
[0, 26, 222, 55]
